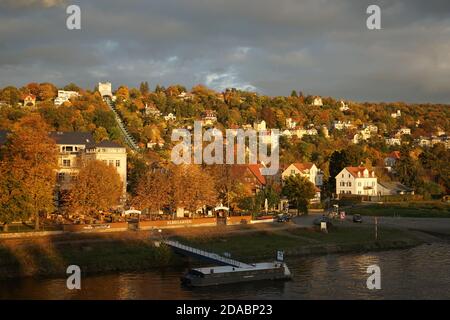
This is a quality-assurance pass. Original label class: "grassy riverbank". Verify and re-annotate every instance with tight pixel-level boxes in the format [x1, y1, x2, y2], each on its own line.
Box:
[346, 202, 450, 218]
[0, 224, 423, 279]
[175, 225, 422, 262]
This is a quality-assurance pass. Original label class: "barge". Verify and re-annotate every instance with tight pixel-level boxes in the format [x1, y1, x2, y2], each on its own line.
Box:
[181, 261, 292, 287]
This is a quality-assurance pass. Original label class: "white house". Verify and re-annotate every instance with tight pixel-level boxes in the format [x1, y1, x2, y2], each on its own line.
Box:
[336, 167, 378, 196]
[385, 137, 401, 146]
[282, 162, 323, 186]
[164, 113, 176, 121]
[253, 120, 267, 131]
[312, 96, 323, 107]
[353, 127, 373, 144]
[339, 100, 350, 111]
[333, 120, 355, 131]
[391, 110, 401, 119]
[54, 90, 80, 106]
[285, 118, 297, 129]
[144, 104, 161, 117]
[397, 127, 411, 135]
[282, 162, 322, 202]
[201, 110, 217, 126]
[50, 132, 127, 195]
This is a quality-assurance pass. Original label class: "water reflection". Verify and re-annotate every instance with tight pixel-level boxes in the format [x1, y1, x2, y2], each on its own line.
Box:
[1, 243, 449, 300]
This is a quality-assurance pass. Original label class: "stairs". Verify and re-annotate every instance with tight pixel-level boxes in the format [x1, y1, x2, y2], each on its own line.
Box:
[103, 97, 141, 152]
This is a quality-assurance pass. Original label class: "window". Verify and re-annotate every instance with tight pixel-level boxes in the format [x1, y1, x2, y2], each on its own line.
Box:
[62, 159, 70, 167]
[58, 172, 65, 181]
[65, 146, 73, 152]
[116, 160, 120, 167]
[109, 160, 114, 166]
[358, 182, 362, 187]
[348, 182, 352, 187]
[291, 170, 295, 175]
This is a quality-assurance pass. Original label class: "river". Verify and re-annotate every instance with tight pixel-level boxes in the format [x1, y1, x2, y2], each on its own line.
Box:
[1, 243, 449, 299]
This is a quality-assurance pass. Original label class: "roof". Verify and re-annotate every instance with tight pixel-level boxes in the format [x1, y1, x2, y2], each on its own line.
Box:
[23, 94, 36, 100]
[49, 131, 94, 145]
[247, 164, 266, 185]
[378, 181, 413, 192]
[93, 140, 124, 148]
[387, 151, 401, 159]
[0, 130, 8, 145]
[344, 167, 376, 178]
[231, 164, 266, 185]
[292, 162, 314, 172]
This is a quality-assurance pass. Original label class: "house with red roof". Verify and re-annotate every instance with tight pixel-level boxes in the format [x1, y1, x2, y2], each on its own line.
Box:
[23, 94, 36, 107]
[231, 164, 266, 195]
[281, 162, 322, 186]
[336, 167, 378, 196]
[384, 151, 401, 168]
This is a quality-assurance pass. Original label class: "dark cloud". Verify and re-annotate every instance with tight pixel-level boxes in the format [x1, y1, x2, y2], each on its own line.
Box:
[1, 0, 450, 102]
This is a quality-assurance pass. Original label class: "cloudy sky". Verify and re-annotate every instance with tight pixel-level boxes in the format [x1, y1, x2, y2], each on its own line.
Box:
[1, 0, 450, 103]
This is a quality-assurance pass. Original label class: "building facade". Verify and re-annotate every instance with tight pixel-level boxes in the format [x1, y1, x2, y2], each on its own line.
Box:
[51, 132, 127, 194]
[336, 167, 378, 196]
[281, 162, 322, 186]
[54, 90, 80, 106]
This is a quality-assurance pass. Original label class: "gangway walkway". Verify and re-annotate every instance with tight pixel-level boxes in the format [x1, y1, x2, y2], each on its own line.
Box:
[162, 240, 253, 269]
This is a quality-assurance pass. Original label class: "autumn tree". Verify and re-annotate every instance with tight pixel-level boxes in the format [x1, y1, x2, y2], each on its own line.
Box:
[65, 160, 123, 217]
[1, 114, 59, 230]
[282, 175, 316, 215]
[132, 170, 171, 215]
[0, 86, 21, 106]
[171, 165, 217, 216]
[38, 82, 57, 101]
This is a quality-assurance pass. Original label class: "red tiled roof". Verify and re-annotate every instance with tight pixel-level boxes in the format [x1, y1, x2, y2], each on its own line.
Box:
[345, 167, 375, 178]
[23, 94, 36, 100]
[247, 164, 266, 185]
[388, 151, 401, 159]
[293, 162, 314, 172]
[231, 164, 266, 185]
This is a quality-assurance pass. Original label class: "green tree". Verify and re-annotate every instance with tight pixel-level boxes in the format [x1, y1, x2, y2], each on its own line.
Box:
[282, 175, 316, 215]
[0, 160, 29, 231]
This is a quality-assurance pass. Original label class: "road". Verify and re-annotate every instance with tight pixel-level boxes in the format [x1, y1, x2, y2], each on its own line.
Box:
[292, 211, 450, 238]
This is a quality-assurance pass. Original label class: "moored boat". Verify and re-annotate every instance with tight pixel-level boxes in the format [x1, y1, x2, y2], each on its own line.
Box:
[181, 261, 292, 287]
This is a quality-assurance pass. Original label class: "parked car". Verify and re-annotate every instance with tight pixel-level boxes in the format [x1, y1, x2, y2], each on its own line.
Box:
[313, 216, 333, 227]
[352, 214, 363, 223]
[276, 214, 291, 223]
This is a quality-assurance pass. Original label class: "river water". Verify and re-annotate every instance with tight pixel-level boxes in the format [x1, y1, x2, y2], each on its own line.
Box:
[1, 243, 449, 299]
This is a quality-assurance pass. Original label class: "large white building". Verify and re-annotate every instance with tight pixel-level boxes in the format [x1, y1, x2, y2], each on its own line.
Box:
[50, 132, 127, 195]
[336, 167, 377, 196]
